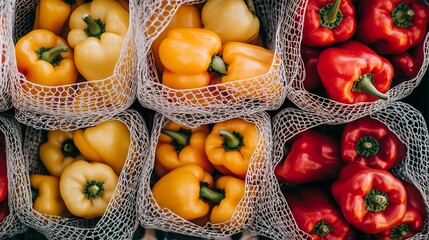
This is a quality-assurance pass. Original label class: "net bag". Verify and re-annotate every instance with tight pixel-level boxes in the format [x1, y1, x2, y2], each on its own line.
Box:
[8, 110, 149, 240]
[284, 0, 429, 123]
[0, 0, 13, 112]
[136, 111, 272, 238]
[250, 101, 429, 240]
[0, 115, 27, 240]
[9, 0, 138, 130]
[135, 0, 288, 127]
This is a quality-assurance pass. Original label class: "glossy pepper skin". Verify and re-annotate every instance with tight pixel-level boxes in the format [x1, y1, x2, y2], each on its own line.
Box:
[317, 40, 394, 104]
[67, 0, 129, 80]
[155, 121, 214, 177]
[210, 176, 245, 224]
[151, 164, 214, 221]
[73, 120, 130, 175]
[30, 174, 70, 217]
[202, 0, 260, 44]
[159, 28, 222, 89]
[205, 118, 258, 179]
[356, 0, 429, 55]
[33, 0, 73, 35]
[285, 186, 350, 239]
[301, 46, 322, 91]
[15, 29, 78, 86]
[39, 130, 85, 177]
[59, 160, 118, 219]
[388, 42, 424, 85]
[331, 163, 407, 234]
[0, 133, 7, 202]
[341, 117, 406, 171]
[274, 129, 343, 185]
[402, 181, 427, 220]
[302, 0, 356, 47]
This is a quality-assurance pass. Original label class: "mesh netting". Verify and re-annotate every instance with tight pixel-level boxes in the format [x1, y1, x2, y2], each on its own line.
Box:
[135, 0, 288, 127]
[137, 112, 272, 238]
[0, 0, 13, 112]
[8, 110, 149, 240]
[249, 101, 429, 240]
[0, 115, 27, 240]
[8, 0, 138, 130]
[284, 0, 429, 123]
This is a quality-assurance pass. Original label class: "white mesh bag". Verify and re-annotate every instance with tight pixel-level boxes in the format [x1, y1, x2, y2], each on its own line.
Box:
[0, 0, 13, 112]
[8, 110, 149, 240]
[135, 0, 288, 127]
[250, 101, 429, 240]
[9, 0, 138, 130]
[0, 115, 27, 240]
[137, 111, 272, 238]
[284, 0, 429, 123]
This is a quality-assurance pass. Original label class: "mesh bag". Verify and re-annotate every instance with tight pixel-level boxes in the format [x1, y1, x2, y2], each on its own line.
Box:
[135, 0, 288, 127]
[0, 0, 13, 112]
[9, 0, 138, 130]
[136, 112, 272, 238]
[284, 0, 429, 123]
[249, 101, 429, 240]
[8, 110, 149, 240]
[0, 115, 27, 240]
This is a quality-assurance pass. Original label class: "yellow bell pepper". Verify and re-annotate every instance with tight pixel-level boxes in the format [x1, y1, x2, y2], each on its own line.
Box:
[151, 164, 214, 221]
[33, 0, 73, 35]
[30, 174, 71, 217]
[67, 0, 129, 80]
[39, 130, 86, 177]
[151, 4, 202, 73]
[155, 121, 214, 177]
[15, 29, 78, 86]
[202, 0, 260, 44]
[73, 120, 130, 175]
[205, 118, 258, 179]
[59, 160, 118, 219]
[210, 176, 245, 224]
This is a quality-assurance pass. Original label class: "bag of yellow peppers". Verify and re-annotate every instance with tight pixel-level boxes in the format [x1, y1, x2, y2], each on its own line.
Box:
[137, 111, 272, 238]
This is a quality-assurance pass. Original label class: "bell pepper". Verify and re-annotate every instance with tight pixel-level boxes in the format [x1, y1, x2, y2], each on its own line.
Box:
[285, 186, 351, 239]
[32, 0, 73, 35]
[155, 121, 214, 177]
[30, 174, 70, 217]
[403, 181, 427, 219]
[15, 29, 78, 86]
[388, 41, 425, 85]
[201, 0, 260, 44]
[159, 28, 223, 89]
[355, 0, 429, 55]
[151, 4, 202, 73]
[209, 175, 245, 224]
[0, 199, 9, 224]
[151, 164, 214, 221]
[39, 130, 85, 177]
[341, 117, 406, 170]
[302, 0, 357, 47]
[317, 40, 394, 103]
[331, 163, 407, 234]
[205, 118, 258, 179]
[274, 128, 343, 185]
[67, 0, 129, 80]
[73, 120, 130, 175]
[0, 133, 7, 202]
[301, 46, 322, 91]
[59, 160, 118, 219]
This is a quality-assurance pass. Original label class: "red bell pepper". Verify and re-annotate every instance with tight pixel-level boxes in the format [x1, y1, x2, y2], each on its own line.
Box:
[388, 41, 425, 85]
[317, 40, 394, 104]
[0, 132, 7, 202]
[301, 46, 322, 91]
[285, 186, 350, 239]
[341, 117, 406, 170]
[331, 163, 407, 234]
[0, 198, 9, 223]
[356, 0, 429, 55]
[274, 129, 343, 185]
[403, 181, 427, 220]
[302, 0, 357, 47]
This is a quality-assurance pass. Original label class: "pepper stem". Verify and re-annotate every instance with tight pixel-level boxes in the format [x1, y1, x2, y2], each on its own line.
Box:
[312, 221, 332, 237]
[282, 144, 290, 159]
[31, 188, 39, 203]
[210, 55, 228, 76]
[219, 130, 244, 151]
[365, 189, 389, 212]
[82, 14, 106, 38]
[389, 224, 409, 239]
[353, 73, 388, 100]
[161, 128, 191, 152]
[38, 45, 68, 66]
[245, 0, 257, 16]
[200, 183, 225, 205]
[392, 2, 414, 28]
[83, 180, 104, 200]
[319, 0, 343, 29]
[355, 136, 380, 158]
[61, 139, 80, 158]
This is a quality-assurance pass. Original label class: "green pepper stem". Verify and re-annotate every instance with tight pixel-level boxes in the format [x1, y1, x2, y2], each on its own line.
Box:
[200, 184, 225, 205]
[355, 136, 380, 158]
[319, 0, 343, 29]
[61, 139, 80, 158]
[389, 224, 409, 239]
[161, 128, 191, 152]
[282, 144, 290, 159]
[365, 189, 389, 212]
[353, 73, 388, 100]
[40, 45, 68, 64]
[312, 221, 332, 237]
[392, 2, 414, 28]
[210, 55, 228, 75]
[245, 0, 257, 16]
[219, 130, 243, 151]
[324, 0, 341, 24]
[82, 14, 105, 38]
[83, 180, 104, 200]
